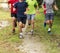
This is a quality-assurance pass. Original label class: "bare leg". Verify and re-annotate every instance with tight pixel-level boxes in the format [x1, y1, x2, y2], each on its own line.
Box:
[12, 17, 17, 33]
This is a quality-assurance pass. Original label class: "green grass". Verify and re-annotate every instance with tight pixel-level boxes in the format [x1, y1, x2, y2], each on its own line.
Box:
[34, 9, 60, 53]
[0, 8, 60, 53]
[0, 9, 23, 53]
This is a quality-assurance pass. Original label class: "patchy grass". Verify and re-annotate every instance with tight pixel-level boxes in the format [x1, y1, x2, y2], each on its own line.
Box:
[0, 9, 23, 53]
[0, 8, 60, 53]
[34, 10, 60, 53]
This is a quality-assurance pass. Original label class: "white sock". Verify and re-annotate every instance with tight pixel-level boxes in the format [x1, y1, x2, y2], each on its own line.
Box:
[48, 28, 51, 31]
[20, 33, 23, 36]
[31, 30, 33, 32]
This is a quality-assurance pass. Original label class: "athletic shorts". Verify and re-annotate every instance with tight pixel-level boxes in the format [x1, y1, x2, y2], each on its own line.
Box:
[45, 13, 54, 21]
[27, 14, 35, 20]
[11, 13, 17, 18]
[17, 17, 27, 24]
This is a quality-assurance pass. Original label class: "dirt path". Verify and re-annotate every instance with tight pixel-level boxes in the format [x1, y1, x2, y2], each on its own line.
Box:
[0, 20, 46, 53]
[0, 20, 9, 29]
[16, 21, 46, 53]
[19, 35, 46, 53]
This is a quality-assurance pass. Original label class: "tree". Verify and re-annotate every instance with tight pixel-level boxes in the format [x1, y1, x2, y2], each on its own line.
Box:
[36, 0, 60, 8]
[36, 0, 42, 7]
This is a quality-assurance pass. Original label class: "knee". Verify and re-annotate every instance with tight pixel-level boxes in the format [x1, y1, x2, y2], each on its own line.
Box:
[12, 17, 16, 22]
[50, 20, 53, 24]
[19, 22, 23, 27]
[31, 20, 34, 24]
[22, 24, 25, 28]
[46, 20, 50, 24]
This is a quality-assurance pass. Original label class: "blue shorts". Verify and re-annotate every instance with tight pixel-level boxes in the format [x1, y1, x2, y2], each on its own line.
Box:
[27, 14, 35, 20]
[11, 13, 17, 18]
[45, 13, 54, 21]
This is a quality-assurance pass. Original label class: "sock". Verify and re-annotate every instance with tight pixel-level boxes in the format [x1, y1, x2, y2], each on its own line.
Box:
[31, 30, 33, 32]
[20, 33, 23, 36]
[44, 22, 46, 27]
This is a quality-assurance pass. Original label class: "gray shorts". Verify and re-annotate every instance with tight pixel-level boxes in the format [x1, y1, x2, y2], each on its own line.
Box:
[27, 14, 35, 20]
[45, 13, 54, 21]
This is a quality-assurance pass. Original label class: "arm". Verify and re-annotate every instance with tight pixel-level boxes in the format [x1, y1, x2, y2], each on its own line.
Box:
[53, 0, 58, 11]
[24, 2, 28, 14]
[42, 5, 46, 10]
[8, 4, 11, 9]
[8, 0, 11, 9]
[24, 8, 28, 14]
[34, 1, 39, 10]
[54, 5, 58, 11]
[41, 1, 46, 11]
[36, 5, 40, 14]
[13, 8, 16, 12]
[34, 1, 40, 14]
[13, 2, 17, 12]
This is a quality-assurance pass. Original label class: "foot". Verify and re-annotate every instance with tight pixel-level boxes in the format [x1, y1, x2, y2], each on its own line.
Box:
[48, 28, 51, 34]
[19, 33, 24, 39]
[30, 30, 34, 35]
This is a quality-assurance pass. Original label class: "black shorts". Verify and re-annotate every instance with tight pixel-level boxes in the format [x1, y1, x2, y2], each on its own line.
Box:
[17, 17, 27, 24]
[11, 13, 17, 18]
[45, 13, 54, 21]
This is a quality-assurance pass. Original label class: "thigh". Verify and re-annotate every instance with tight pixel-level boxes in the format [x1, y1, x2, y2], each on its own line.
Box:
[45, 13, 50, 21]
[11, 13, 17, 20]
[17, 17, 22, 23]
[31, 14, 35, 20]
[49, 13, 54, 20]
[27, 14, 31, 20]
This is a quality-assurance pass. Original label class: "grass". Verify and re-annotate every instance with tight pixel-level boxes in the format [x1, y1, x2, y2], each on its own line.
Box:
[34, 9, 60, 53]
[0, 8, 60, 53]
[0, 9, 23, 53]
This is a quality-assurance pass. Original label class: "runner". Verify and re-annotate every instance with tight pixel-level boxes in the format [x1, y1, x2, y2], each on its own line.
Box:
[26, 0, 38, 35]
[42, 0, 58, 33]
[14, 0, 28, 38]
[8, 0, 19, 33]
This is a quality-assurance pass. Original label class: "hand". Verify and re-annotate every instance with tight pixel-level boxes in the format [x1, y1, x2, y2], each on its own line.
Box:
[55, 8, 58, 11]
[27, 8, 30, 11]
[13, 8, 16, 12]
[44, 8, 46, 10]
[24, 12, 27, 15]
[54, 5, 59, 11]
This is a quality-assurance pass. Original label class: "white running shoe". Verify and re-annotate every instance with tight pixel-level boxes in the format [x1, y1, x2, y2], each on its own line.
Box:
[30, 30, 34, 35]
[19, 33, 24, 39]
